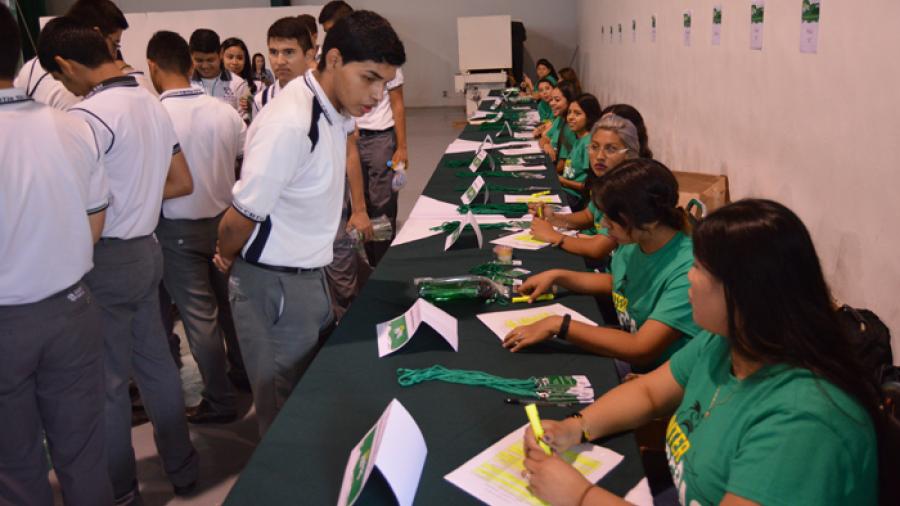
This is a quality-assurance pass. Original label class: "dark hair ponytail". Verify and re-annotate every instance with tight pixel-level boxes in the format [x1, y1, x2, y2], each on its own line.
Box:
[592, 158, 686, 233]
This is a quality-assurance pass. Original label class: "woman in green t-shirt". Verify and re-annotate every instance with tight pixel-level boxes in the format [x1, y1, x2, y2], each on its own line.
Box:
[531, 105, 651, 261]
[519, 199, 881, 506]
[558, 94, 602, 202]
[535, 77, 556, 123]
[506, 159, 703, 371]
[540, 80, 578, 168]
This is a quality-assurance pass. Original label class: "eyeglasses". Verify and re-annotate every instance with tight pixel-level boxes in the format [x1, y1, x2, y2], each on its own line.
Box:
[591, 144, 629, 156]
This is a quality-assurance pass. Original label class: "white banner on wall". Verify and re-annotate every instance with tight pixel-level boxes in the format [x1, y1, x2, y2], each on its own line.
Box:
[683, 10, 692, 47]
[712, 5, 723, 46]
[750, 1, 765, 50]
[800, 0, 821, 54]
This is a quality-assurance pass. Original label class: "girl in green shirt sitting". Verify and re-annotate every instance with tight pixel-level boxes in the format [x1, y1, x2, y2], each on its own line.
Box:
[520, 199, 881, 506]
[558, 94, 602, 206]
[532, 77, 557, 136]
[531, 105, 651, 261]
[540, 80, 579, 169]
[506, 159, 703, 371]
[521, 58, 558, 99]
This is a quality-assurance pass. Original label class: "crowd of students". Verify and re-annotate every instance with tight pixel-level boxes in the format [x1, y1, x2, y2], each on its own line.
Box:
[1, 0, 405, 503]
[0, 0, 894, 504]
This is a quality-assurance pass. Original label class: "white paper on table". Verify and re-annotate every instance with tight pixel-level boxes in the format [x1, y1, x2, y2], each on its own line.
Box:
[476, 303, 598, 341]
[490, 230, 550, 251]
[376, 298, 458, 357]
[444, 211, 483, 251]
[500, 146, 543, 156]
[624, 477, 654, 506]
[513, 132, 533, 140]
[750, 1, 765, 50]
[504, 194, 562, 204]
[799, 0, 820, 54]
[501, 164, 544, 172]
[445, 424, 624, 506]
[405, 196, 460, 220]
[446, 138, 536, 155]
[461, 176, 486, 205]
[469, 112, 501, 125]
[337, 399, 427, 506]
[393, 213, 530, 247]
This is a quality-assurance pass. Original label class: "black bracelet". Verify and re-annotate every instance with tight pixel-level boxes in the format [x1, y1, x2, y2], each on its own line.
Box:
[557, 314, 572, 340]
[567, 412, 591, 443]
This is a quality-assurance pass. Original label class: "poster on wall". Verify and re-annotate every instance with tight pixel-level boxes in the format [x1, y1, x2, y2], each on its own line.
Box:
[750, 1, 765, 50]
[683, 10, 692, 47]
[618, 23, 622, 44]
[651, 15, 657, 43]
[800, 0, 821, 53]
[632, 19, 637, 43]
[609, 25, 614, 43]
[712, 5, 723, 46]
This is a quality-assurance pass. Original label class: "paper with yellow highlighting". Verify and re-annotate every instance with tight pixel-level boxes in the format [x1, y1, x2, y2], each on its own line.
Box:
[476, 303, 597, 341]
[445, 424, 623, 506]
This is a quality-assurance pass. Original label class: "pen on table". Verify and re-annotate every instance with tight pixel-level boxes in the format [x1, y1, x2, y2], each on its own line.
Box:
[506, 398, 576, 408]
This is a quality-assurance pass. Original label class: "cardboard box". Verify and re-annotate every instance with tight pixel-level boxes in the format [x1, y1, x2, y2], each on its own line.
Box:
[672, 171, 730, 217]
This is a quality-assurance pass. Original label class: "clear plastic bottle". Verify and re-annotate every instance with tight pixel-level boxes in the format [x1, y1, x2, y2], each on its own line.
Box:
[387, 160, 407, 191]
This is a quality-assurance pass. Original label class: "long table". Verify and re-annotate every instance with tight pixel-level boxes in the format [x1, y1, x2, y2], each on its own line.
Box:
[224, 96, 646, 505]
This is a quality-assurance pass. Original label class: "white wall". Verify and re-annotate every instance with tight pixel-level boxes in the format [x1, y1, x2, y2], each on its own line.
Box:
[291, 0, 579, 107]
[576, 0, 900, 363]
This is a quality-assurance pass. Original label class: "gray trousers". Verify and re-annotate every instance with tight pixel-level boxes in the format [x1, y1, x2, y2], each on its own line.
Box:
[325, 187, 372, 321]
[358, 129, 398, 266]
[85, 236, 198, 501]
[228, 259, 333, 436]
[156, 216, 235, 414]
[0, 282, 113, 506]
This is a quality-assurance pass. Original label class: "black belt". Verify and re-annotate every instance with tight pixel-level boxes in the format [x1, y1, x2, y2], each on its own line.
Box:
[358, 126, 394, 137]
[244, 258, 320, 274]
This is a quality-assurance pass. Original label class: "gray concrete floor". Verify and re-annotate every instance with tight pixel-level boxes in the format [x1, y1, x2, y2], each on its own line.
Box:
[50, 107, 464, 505]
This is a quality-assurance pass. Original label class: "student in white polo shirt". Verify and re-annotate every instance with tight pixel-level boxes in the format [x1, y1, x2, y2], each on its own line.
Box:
[214, 10, 406, 436]
[190, 28, 248, 112]
[14, 0, 127, 110]
[148, 30, 246, 425]
[38, 17, 199, 502]
[0, 8, 112, 504]
[248, 17, 316, 118]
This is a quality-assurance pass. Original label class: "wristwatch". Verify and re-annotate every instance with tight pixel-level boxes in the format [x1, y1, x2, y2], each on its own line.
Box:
[557, 314, 572, 340]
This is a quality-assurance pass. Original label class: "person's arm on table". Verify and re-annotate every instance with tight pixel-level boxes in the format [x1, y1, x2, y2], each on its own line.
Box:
[388, 85, 408, 171]
[558, 176, 584, 192]
[530, 218, 617, 259]
[163, 150, 194, 199]
[214, 208, 256, 273]
[518, 269, 612, 299]
[345, 129, 373, 239]
[531, 205, 595, 231]
[522, 363, 685, 506]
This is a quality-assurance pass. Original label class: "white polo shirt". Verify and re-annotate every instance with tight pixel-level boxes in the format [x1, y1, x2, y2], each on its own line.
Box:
[0, 88, 109, 305]
[127, 70, 159, 97]
[160, 87, 245, 220]
[250, 79, 283, 118]
[13, 57, 80, 110]
[232, 70, 355, 268]
[69, 76, 180, 239]
[356, 67, 404, 131]
[191, 69, 248, 112]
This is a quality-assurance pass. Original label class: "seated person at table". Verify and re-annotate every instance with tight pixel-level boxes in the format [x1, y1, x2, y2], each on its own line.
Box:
[540, 80, 578, 169]
[534, 76, 557, 127]
[521, 199, 880, 506]
[558, 93, 602, 204]
[522, 57, 558, 98]
[531, 105, 650, 261]
[505, 158, 703, 372]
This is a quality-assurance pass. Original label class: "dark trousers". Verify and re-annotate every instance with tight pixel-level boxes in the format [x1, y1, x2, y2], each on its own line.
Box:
[85, 236, 198, 501]
[0, 282, 113, 506]
[358, 129, 398, 267]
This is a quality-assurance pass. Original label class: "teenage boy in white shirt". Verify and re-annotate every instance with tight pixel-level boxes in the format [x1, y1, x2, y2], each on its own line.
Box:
[38, 17, 199, 502]
[148, 30, 247, 425]
[189, 28, 248, 112]
[214, 10, 406, 436]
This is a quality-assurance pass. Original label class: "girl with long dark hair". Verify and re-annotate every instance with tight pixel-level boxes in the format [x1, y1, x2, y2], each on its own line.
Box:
[558, 93, 602, 200]
[520, 199, 880, 506]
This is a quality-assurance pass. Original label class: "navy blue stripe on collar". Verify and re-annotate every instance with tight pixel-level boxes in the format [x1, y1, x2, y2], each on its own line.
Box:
[160, 89, 205, 101]
[302, 73, 333, 126]
[85, 75, 139, 99]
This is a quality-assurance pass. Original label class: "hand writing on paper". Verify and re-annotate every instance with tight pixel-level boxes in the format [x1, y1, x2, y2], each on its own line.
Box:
[522, 425, 593, 506]
[524, 419, 581, 459]
[530, 217, 563, 244]
[518, 270, 558, 302]
[502, 316, 559, 352]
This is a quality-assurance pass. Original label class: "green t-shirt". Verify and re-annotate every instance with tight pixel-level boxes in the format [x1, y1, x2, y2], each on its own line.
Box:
[610, 231, 701, 369]
[538, 100, 553, 122]
[667, 332, 877, 506]
[546, 116, 577, 160]
[581, 201, 609, 237]
[562, 134, 590, 183]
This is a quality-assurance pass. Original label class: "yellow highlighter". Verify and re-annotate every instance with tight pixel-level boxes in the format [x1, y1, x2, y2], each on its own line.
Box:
[530, 190, 551, 198]
[510, 294, 555, 304]
[525, 403, 553, 455]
